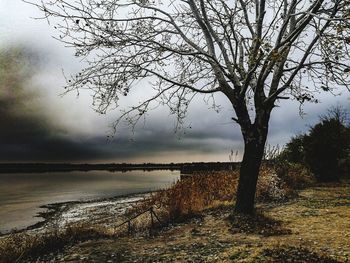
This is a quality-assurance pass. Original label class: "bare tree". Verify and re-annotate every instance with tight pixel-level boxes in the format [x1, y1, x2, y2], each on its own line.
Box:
[30, 0, 350, 214]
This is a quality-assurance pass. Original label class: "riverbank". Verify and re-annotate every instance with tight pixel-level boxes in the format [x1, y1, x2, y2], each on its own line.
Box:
[0, 162, 237, 174]
[1, 167, 349, 262]
[0, 191, 152, 236]
[31, 183, 350, 262]
[35, 192, 151, 230]
[0, 183, 350, 263]
[0, 169, 180, 234]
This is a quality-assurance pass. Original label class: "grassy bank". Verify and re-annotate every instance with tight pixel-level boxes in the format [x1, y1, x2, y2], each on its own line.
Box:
[35, 183, 350, 262]
[0, 223, 112, 262]
[2, 164, 347, 262]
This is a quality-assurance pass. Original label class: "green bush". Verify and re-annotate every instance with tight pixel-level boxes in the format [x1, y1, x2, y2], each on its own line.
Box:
[278, 106, 350, 182]
[303, 117, 350, 182]
[278, 135, 306, 165]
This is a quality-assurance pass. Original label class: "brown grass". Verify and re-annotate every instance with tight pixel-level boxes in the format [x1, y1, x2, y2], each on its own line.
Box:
[127, 170, 239, 224]
[275, 162, 315, 189]
[127, 164, 313, 228]
[0, 223, 110, 263]
[254, 246, 342, 263]
[228, 210, 292, 236]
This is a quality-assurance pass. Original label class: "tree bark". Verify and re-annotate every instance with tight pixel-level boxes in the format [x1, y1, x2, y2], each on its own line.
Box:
[234, 119, 269, 214]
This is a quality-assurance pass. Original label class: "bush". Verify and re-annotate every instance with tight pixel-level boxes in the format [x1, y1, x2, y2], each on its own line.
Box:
[275, 162, 315, 190]
[303, 117, 350, 182]
[278, 135, 306, 164]
[278, 106, 350, 182]
[128, 165, 300, 225]
[256, 165, 290, 201]
[128, 171, 239, 222]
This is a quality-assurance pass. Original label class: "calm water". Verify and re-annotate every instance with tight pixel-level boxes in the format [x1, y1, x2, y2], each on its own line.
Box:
[0, 170, 180, 233]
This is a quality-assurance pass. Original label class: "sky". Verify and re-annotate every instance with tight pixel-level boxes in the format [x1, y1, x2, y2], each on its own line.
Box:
[0, 0, 349, 163]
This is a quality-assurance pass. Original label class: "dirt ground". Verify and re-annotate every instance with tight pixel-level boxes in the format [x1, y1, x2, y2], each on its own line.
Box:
[34, 184, 350, 263]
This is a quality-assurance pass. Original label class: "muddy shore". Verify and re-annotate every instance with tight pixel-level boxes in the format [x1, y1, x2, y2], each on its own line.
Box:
[1, 191, 152, 236]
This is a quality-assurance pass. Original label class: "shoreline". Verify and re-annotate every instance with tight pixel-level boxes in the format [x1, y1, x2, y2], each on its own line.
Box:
[1, 182, 349, 262]
[1, 190, 154, 237]
[0, 162, 238, 174]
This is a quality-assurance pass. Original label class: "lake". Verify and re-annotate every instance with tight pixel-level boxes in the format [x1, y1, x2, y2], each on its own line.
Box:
[0, 170, 180, 233]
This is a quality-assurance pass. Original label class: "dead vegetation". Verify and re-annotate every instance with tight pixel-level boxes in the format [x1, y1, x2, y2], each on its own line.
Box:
[127, 163, 314, 227]
[0, 223, 110, 263]
[255, 246, 342, 263]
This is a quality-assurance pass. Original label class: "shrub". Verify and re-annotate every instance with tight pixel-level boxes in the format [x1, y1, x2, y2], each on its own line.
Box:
[128, 170, 239, 223]
[128, 165, 298, 225]
[278, 106, 350, 182]
[303, 117, 350, 182]
[275, 162, 315, 190]
[256, 165, 290, 201]
[277, 135, 306, 164]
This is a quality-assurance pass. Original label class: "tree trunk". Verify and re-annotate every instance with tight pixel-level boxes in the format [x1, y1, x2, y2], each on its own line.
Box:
[234, 126, 268, 214]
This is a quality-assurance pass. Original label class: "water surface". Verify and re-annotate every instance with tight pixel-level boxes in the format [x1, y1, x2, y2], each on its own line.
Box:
[0, 170, 179, 233]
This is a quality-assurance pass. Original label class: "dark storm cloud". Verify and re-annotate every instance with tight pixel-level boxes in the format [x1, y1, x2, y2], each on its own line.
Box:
[0, 47, 234, 162]
[0, 104, 233, 162]
[1, 43, 348, 163]
[2, 49, 105, 161]
[0, 48, 106, 161]
[1, 46, 347, 163]
[1, 0, 350, 163]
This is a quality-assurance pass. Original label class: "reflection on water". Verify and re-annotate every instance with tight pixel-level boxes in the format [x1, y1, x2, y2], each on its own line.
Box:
[0, 170, 180, 233]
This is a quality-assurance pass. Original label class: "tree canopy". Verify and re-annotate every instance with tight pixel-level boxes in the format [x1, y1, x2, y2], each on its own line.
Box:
[32, 0, 350, 128]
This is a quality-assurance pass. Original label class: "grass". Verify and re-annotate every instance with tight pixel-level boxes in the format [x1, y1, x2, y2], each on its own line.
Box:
[228, 210, 292, 236]
[0, 223, 110, 263]
[127, 170, 239, 223]
[251, 246, 342, 262]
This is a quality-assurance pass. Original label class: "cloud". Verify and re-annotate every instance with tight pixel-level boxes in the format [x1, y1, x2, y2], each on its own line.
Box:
[0, 48, 100, 161]
[0, 43, 348, 163]
[0, 47, 237, 162]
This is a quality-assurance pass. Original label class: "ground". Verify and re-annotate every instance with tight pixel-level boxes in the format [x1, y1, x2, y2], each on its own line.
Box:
[33, 184, 350, 262]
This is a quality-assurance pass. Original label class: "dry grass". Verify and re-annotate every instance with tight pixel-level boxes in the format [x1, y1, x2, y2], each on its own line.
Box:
[126, 170, 239, 225]
[251, 246, 342, 262]
[0, 223, 110, 263]
[127, 164, 313, 229]
[228, 210, 292, 236]
[275, 162, 315, 189]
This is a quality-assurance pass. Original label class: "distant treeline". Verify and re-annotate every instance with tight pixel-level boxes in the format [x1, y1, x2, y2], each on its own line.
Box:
[0, 162, 239, 174]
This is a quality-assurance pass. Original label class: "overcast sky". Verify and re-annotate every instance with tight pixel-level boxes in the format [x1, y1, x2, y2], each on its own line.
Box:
[0, 0, 349, 163]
